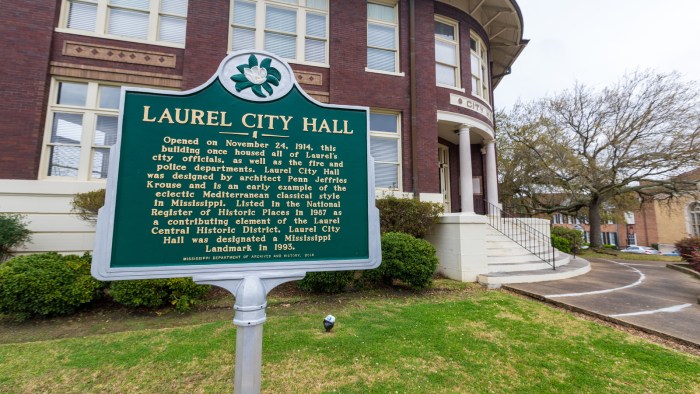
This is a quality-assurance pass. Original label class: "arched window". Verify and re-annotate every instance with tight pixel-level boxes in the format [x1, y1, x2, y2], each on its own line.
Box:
[690, 202, 700, 236]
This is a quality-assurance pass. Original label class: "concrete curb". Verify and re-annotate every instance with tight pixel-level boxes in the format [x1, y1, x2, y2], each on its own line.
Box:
[666, 264, 700, 305]
[666, 263, 700, 280]
[503, 285, 700, 351]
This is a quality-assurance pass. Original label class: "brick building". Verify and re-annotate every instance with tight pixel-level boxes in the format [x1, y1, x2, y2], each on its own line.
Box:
[1, 0, 569, 283]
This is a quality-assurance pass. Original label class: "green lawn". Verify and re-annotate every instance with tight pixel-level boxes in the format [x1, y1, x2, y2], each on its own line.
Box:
[577, 249, 682, 263]
[1, 281, 698, 393]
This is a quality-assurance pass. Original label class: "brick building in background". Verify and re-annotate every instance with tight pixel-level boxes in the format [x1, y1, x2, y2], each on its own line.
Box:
[2, 0, 581, 284]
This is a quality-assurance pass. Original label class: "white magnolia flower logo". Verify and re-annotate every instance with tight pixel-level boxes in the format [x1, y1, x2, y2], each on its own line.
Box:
[231, 54, 282, 98]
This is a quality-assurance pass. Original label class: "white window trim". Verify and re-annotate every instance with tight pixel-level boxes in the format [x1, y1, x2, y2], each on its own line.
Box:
[434, 15, 461, 90]
[56, 0, 187, 48]
[366, 1, 400, 74]
[469, 31, 489, 103]
[229, 0, 330, 67]
[370, 109, 402, 191]
[364, 68, 405, 77]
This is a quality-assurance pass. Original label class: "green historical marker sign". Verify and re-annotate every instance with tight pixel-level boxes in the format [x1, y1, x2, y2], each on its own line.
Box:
[92, 51, 381, 280]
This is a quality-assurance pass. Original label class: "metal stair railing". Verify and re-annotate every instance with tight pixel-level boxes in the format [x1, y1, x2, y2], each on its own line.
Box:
[480, 199, 556, 270]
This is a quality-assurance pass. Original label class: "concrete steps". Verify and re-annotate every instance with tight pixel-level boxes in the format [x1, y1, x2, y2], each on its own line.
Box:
[480, 226, 589, 284]
[478, 258, 591, 285]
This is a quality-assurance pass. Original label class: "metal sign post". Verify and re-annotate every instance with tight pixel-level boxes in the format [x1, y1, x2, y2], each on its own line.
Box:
[92, 51, 381, 393]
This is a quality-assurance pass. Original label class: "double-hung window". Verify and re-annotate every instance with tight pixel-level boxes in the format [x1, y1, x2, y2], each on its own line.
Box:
[62, 0, 188, 45]
[434, 17, 460, 88]
[44, 80, 121, 180]
[690, 202, 700, 236]
[367, 2, 399, 73]
[369, 112, 401, 190]
[470, 33, 489, 101]
[231, 0, 329, 65]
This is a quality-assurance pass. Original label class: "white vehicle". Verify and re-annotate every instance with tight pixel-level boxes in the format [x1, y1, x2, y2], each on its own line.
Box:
[621, 245, 661, 255]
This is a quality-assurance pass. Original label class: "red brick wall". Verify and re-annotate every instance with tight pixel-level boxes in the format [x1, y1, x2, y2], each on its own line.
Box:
[0, 1, 60, 179]
[1, 0, 497, 194]
[182, 0, 230, 88]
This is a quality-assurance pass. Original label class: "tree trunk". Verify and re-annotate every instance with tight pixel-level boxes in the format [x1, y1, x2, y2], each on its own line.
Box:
[588, 199, 602, 248]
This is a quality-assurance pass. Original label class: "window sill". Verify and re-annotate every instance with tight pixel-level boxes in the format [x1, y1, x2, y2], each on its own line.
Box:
[365, 68, 405, 77]
[54, 28, 186, 49]
[436, 83, 465, 93]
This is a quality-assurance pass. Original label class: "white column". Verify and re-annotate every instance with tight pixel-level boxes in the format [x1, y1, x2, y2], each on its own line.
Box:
[458, 126, 474, 213]
[484, 139, 499, 206]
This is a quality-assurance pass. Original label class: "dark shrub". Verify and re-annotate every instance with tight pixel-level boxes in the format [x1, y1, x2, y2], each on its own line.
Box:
[675, 236, 700, 269]
[364, 232, 438, 289]
[0, 252, 102, 320]
[109, 278, 210, 312]
[71, 189, 106, 222]
[297, 271, 355, 293]
[551, 235, 571, 254]
[0, 214, 32, 263]
[550, 226, 584, 251]
[376, 196, 443, 238]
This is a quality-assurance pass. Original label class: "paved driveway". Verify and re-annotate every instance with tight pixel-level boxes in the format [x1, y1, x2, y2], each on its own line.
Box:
[505, 257, 700, 347]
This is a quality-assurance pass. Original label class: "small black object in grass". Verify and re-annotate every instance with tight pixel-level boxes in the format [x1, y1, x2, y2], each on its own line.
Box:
[323, 315, 335, 332]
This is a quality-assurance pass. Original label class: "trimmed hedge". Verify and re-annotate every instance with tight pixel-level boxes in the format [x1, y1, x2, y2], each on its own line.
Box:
[109, 278, 210, 312]
[551, 226, 584, 254]
[364, 232, 438, 289]
[297, 271, 356, 293]
[0, 253, 103, 320]
[376, 196, 443, 238]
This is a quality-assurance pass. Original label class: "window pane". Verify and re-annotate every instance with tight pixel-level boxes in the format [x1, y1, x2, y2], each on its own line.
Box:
[265, 32, 296, 59]
[374, 163, 399, 189]
[367, 48, 395, 72]
[368, 3, 395, 23]
[266, 6, 296, 33]
[436, 63, 456, 86]
[434, 21, 454, 40]
[470, 37, 477, 51]
[161, 0, 188, 16]
[57, 82, 88, 106]
[306, 0, 327, 11]
[233, 0, 256, 27]
[95, 116, 118, 146]
[370, 137, 398, 162]
[108, 8, 149, 39]
[368, 24, 395, 49]
[435, 40, 456, 65]
[306, 13, 326, 38]
[67, 1, 97, 31]
[99, 86, 121, 109]
[305, 38, 325, 63]
[471, 53, 480, 76]
[159, 15, 186, 43]
[48, 146, 81, 177]
[232, 27, 255, 51]
[110, 0, 149, 10]
[471, 77, 478, 95]
[370, 113, 398, 132]
[51, 113, 83, 144]
[92, 148, 111, 179]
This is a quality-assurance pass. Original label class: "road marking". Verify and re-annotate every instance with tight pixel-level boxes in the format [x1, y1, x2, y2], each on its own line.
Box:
[609, 304, 692, 318]
[545, 259, 645, 298]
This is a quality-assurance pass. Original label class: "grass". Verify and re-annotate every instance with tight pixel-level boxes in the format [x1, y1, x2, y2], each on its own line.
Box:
[577, 249, 682, 262]
[1, 280, 699, 393]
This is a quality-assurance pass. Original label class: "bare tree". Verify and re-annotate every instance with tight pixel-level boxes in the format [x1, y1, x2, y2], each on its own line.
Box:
[498, 70, 700, 247]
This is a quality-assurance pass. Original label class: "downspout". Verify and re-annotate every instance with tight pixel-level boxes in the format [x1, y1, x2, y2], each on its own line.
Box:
[409, 0, 419, 198]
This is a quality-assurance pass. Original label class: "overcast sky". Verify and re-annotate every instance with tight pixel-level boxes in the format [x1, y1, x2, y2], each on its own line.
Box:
[494, 0, 700, 110]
